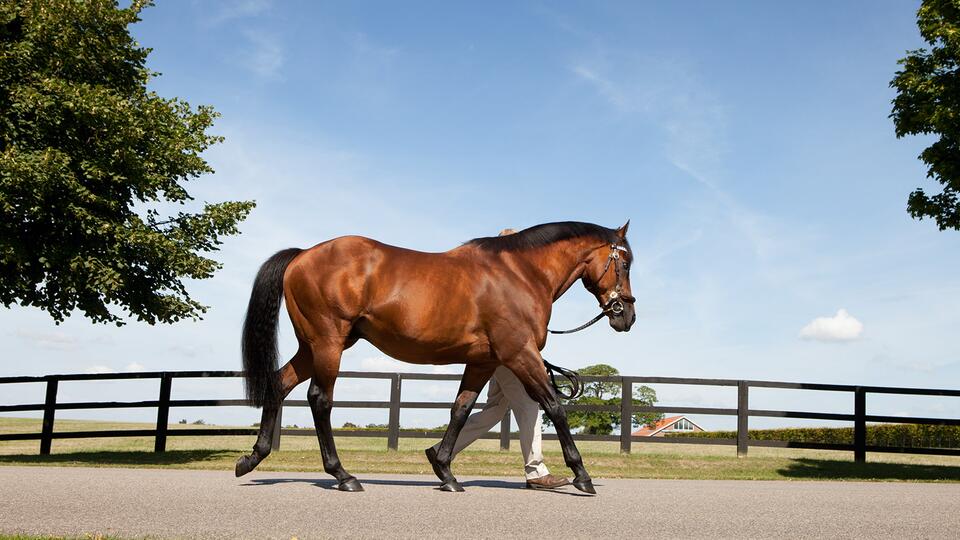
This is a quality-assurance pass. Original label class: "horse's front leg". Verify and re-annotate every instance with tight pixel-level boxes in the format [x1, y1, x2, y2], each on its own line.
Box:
[425, 363, 496, 492]
[506, 352, 596, 495]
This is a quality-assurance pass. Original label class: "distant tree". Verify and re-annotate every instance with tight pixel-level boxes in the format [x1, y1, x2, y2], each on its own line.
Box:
[341, 422, 359, 429]
[0, 0, 254, 325]
[891, 0, 960, 230]
[543, 363, 662, 436]
[178, 419, 187, 425]
[191, 419, 205, 425]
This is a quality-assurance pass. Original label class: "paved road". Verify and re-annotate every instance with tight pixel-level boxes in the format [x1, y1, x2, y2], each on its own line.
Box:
[1, 466, 958, 539]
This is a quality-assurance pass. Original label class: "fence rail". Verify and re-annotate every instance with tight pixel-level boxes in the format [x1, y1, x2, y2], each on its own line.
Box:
[1, 371, 958, 461]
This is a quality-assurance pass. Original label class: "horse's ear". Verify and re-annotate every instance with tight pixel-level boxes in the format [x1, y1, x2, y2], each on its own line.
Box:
[616, 220, 630, 239]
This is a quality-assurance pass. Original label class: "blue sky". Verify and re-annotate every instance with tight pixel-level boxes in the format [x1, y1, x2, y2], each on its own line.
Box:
[2, 0, 958, 432]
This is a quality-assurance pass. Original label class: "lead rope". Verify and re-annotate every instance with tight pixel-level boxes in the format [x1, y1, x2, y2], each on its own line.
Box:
[543, 358, 583, 400]
[547, 311, 607, 334]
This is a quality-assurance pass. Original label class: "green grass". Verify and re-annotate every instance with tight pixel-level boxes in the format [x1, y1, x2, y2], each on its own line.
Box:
[2, 417, 960, 482]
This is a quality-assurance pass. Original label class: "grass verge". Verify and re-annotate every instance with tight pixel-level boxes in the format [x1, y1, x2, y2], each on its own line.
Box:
[2, 417, 960, 482]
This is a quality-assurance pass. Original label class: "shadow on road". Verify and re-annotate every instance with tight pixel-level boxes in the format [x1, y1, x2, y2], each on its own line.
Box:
[243, 476, 596, 495]
[0, 449, 236, 466]
[778, 458, 960, 481]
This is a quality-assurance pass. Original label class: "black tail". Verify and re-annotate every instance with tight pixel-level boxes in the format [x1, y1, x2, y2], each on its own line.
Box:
[241, 248, 303, 408]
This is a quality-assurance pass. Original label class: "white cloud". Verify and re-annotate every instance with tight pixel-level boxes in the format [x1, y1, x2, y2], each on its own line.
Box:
[569, 53, 784, 264]
[422, 383, 455, 399]
[873, 352, 957, 373]
[167, 344, 211, 358]
[429, 364, 460, 375]
[207, 0, 272, 25]
[359, 356, 405, 372]
[201, 2, 284, 80]
[349, 32, 399, 60]
[85, 365, 115, 374]
[799, 309, 864, 342]
[240, 30, 283, 80]
[85, 362, 145, 374]
[570, 65, 635, 112]
[13, 329, 78, 351]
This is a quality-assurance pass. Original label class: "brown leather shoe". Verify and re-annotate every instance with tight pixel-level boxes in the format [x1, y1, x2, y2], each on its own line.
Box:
[525, 474, 571, 490]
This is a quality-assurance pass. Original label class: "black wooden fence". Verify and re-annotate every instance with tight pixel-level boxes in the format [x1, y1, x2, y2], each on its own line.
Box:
[1, 370, 959, 462]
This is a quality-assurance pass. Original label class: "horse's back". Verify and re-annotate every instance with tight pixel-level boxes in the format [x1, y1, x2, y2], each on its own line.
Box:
[291, 235, 469, 278]
[283, 235, 476, 313]
[282, 236, 501, 362]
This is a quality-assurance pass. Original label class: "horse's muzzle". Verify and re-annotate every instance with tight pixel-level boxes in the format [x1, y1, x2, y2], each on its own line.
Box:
[608, 302, 636, 332]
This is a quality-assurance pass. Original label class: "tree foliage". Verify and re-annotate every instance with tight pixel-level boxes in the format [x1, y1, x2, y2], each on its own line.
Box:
[0, 0, 254, 325]
[891, 0, 960, 230]
[543, 363, 662, 436]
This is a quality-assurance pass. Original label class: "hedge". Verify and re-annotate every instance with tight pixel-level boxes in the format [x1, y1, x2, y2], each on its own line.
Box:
[665, 424, 960, 448]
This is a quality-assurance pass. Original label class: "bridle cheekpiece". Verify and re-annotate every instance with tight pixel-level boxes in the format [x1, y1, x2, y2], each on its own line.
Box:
[600, 243, 630, 315]
[547, 242, 632, 335]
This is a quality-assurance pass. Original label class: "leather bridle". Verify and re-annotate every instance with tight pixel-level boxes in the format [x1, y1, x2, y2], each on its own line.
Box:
[542, 242, 635, 400]
[548, 242, 634, 335]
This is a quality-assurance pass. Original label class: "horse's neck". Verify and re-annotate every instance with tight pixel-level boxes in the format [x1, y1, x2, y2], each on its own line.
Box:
[520, 238, 596, 302]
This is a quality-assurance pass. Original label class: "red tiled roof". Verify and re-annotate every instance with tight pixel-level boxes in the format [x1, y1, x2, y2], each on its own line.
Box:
[631, 415, 684, 437]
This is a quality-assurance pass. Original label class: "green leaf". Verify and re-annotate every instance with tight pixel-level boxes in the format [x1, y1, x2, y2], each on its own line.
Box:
[891, 0, 960, 230]
[0, 0, 253, 325]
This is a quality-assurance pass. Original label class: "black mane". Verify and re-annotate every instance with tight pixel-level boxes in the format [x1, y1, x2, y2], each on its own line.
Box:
[466, 221, 622, 253]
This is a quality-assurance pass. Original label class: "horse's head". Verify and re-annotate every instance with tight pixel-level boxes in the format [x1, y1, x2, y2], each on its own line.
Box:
[582, 221, 636, 332]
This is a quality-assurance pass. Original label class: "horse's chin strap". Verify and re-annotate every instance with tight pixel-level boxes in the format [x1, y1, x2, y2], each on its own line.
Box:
[548, 243, 630, 335]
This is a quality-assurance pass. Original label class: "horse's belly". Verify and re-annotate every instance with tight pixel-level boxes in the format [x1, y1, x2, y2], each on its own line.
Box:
[356, 318, 490, 365]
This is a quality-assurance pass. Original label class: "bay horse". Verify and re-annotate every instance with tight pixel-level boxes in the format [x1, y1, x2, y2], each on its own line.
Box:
[235, 221, 636, 494]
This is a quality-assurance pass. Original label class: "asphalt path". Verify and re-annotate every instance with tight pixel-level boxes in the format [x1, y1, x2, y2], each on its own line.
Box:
[1, 466, 958, 539]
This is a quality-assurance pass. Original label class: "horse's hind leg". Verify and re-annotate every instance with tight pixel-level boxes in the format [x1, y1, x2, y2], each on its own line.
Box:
[425, 363, 496, 492]
[235, 346, 312, 477]
[306, 343, 363, 492]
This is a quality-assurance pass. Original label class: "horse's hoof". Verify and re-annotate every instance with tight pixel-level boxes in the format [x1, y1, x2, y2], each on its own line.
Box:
[572, 479, 596, 495]
[439, 480, 464, 492]
[235, 455, 256, 477]
[338, 477, 364, 492]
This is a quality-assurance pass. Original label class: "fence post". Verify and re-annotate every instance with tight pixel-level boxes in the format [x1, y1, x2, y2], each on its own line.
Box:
[737, 380, 749, 458]
[40, 377, 59, 456]
[387, 374, 402, 451]
[154, 373, 173, 452]
[500, 410, 511, 451]
[272, 401, 283, 450]
[620, 377, 632, 454]
[854, 387, 866, 463]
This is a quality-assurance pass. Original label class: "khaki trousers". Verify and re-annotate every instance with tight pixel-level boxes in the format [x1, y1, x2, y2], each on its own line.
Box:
[432, 366, 550, 479]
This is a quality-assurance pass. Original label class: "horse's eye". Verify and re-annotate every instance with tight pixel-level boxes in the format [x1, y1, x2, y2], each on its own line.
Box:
[622, 261, 630, 271]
